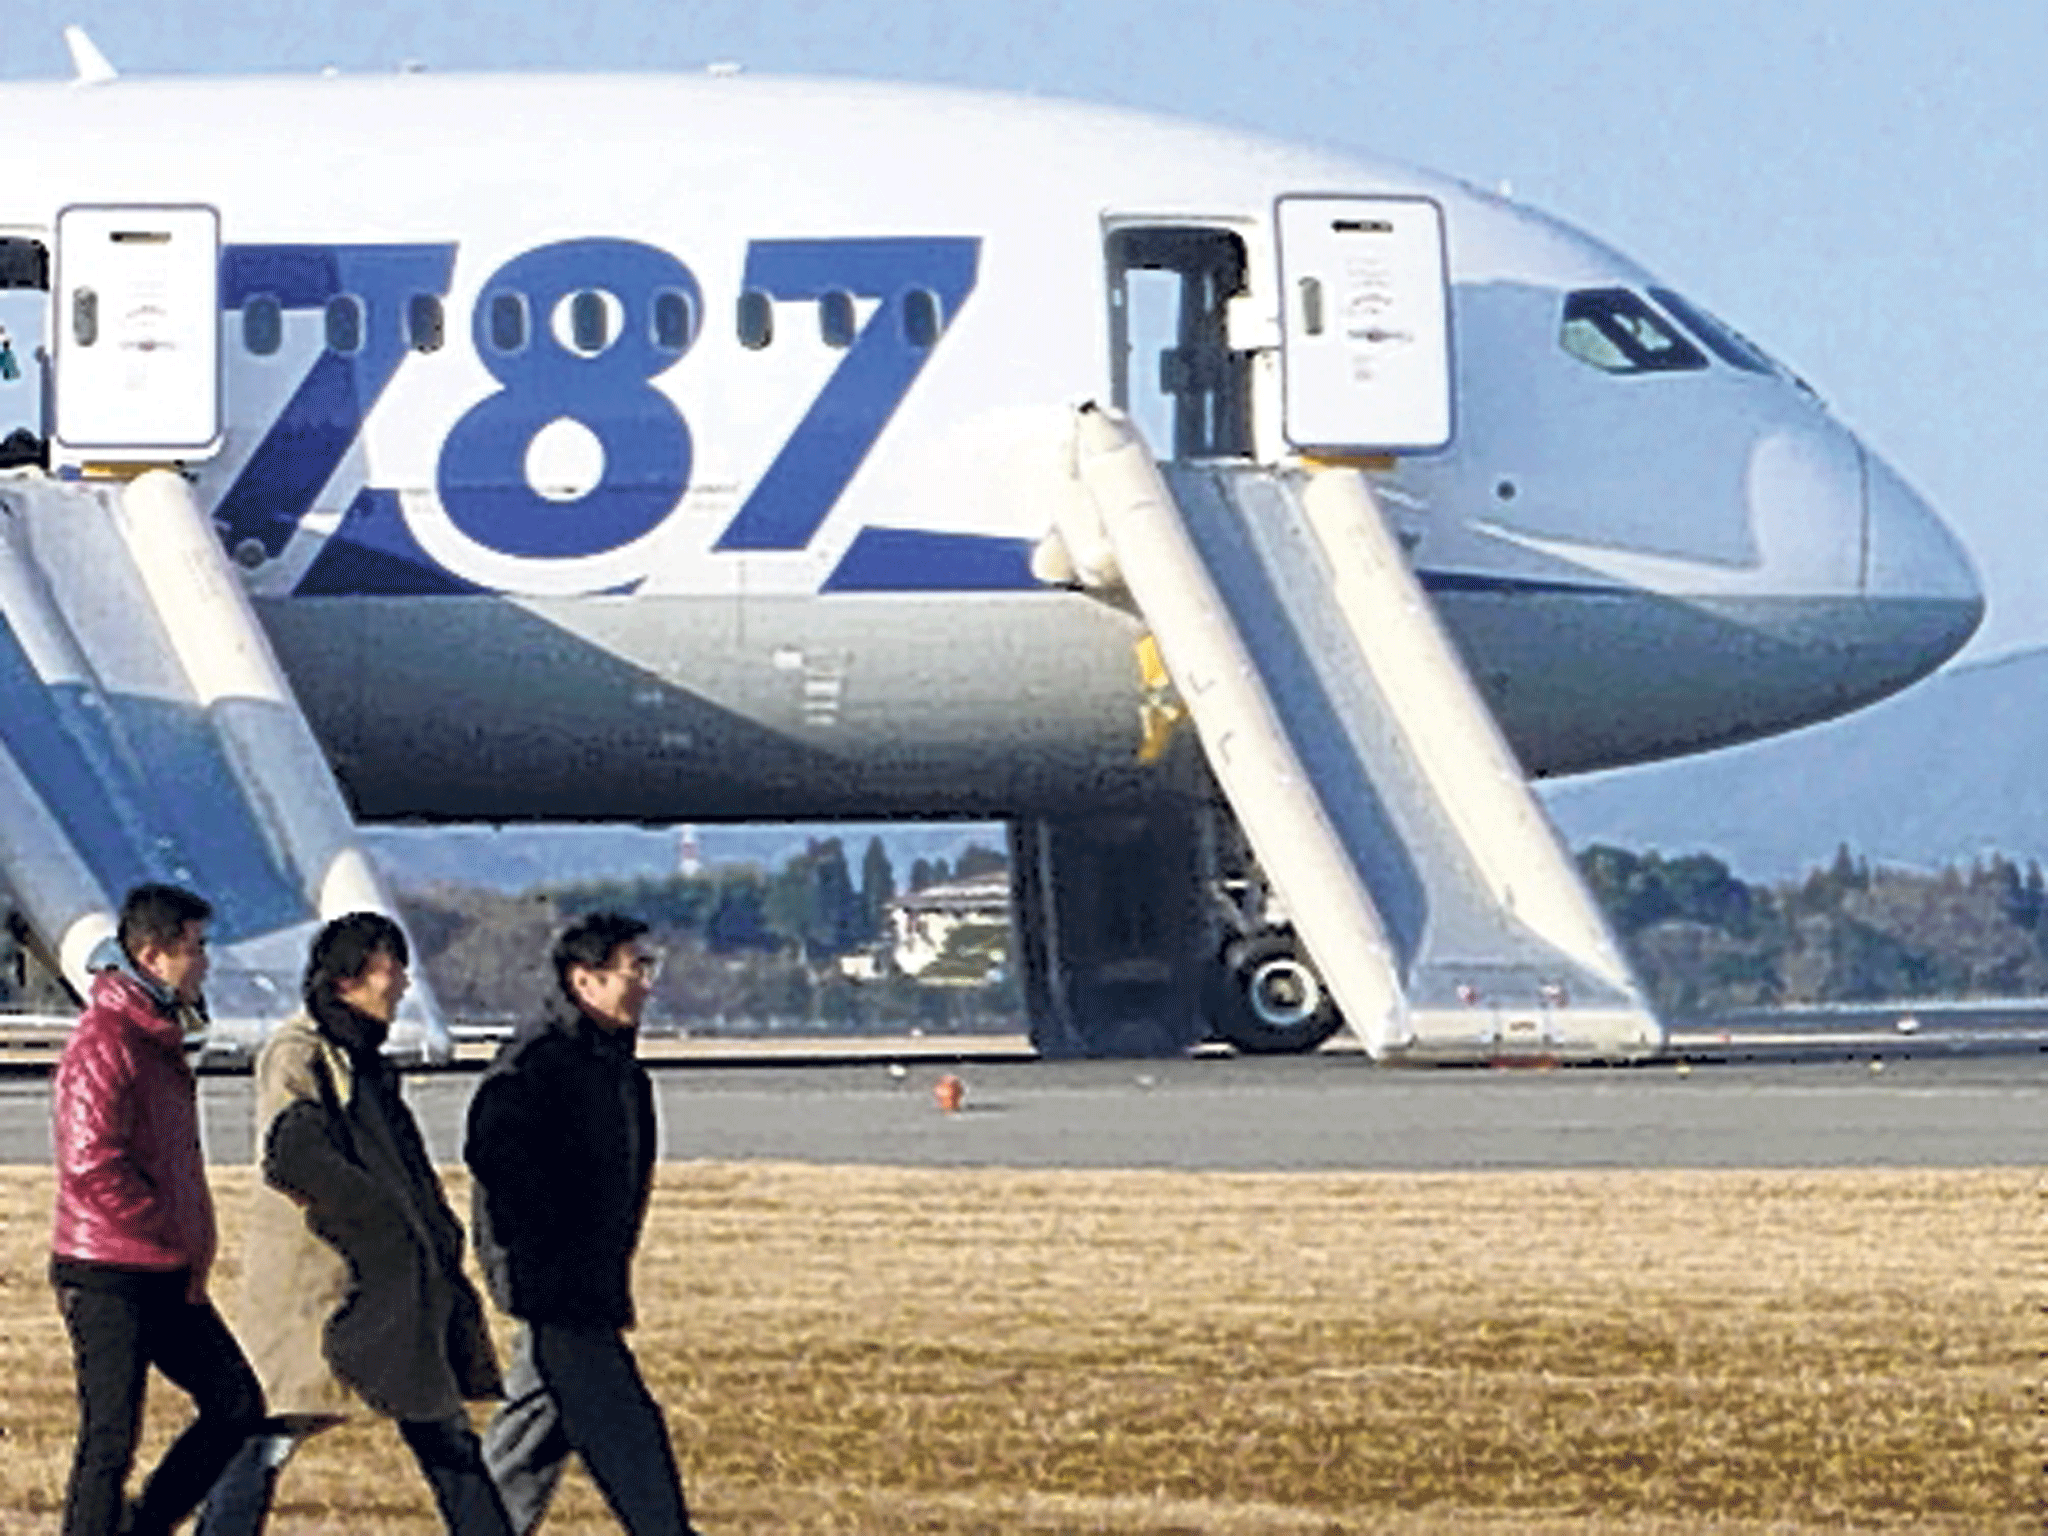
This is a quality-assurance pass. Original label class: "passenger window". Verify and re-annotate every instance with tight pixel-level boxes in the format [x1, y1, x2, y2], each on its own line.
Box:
[819, 290, 856, 349]
[242, 294, 283, 357]
[1560, 289, 1707, 375]
[72, 288, 99, 347]
[570, 290, 609, 354]
[1648, 288, 1776, 375]
[902, 288, 942, 348]
[1298, 276, 1325, 337]
[737, 289, 773, 350]
[324, 294, 363, 355]
[653, 289, 696, 352]
[488, 292, 527, 353]
[407, 293, 445, 353]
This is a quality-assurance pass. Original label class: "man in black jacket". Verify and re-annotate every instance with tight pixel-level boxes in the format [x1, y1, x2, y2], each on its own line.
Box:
[465, 913, 698, 1536]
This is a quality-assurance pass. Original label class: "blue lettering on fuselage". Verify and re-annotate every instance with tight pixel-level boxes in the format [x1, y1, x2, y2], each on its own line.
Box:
[217, 244, 457, 561]
[214, 236, 998, 596]
[716, 238, 979, 551]
[437, 239, 700, 559]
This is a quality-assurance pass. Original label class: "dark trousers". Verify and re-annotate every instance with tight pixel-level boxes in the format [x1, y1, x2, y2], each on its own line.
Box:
[483, 1322, 693, 1535]
[52, 1264, 265, 1536]
[197, 1412, 514, 1536]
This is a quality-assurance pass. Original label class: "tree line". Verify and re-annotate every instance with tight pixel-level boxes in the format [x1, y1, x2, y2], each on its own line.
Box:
[398, 835, 1019, 1033]
[403, 840, 2048, 1029]
[10, 839, 2048, 1026]
[1578, 844, 2048, 1017]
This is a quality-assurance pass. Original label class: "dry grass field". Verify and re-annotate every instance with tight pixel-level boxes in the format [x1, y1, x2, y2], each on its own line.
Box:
[0, 1162, 2035, 1534]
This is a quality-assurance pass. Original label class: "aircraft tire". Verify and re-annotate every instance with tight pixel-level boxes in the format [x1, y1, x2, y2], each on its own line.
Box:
[1207, 931, 1344, 1055]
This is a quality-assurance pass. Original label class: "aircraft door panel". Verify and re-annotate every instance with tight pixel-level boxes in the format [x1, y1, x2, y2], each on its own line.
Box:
[53, 205, 221, 459]
[1275, 195, 1452, 454]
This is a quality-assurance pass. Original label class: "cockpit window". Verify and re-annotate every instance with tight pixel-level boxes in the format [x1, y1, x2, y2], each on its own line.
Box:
[1648, 288, 1777, 374]
[1560, 288, 1708, 375]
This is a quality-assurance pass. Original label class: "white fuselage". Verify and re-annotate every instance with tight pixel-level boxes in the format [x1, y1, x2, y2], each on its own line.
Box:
[0, 73, 1981, 821]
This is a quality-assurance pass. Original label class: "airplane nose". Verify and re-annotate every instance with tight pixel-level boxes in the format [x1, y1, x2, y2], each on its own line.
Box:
[1860, 445, 1983, 666]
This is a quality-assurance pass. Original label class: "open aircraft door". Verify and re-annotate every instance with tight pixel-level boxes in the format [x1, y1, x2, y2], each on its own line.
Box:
[1275, 195, 1452, 454]
[0, 234, 49, 466]
[1041, 202, 1656, 1061]
[53, 205, 221, 461]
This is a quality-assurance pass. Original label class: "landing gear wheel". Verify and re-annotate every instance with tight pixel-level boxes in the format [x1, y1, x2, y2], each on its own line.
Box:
[1206, 932, 1343, 1055]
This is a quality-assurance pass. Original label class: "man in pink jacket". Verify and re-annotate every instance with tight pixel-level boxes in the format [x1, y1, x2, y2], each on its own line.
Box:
[49, 884, 264, 1536]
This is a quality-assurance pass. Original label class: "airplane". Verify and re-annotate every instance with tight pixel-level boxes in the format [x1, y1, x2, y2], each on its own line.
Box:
[0, 39, 1983, 1064]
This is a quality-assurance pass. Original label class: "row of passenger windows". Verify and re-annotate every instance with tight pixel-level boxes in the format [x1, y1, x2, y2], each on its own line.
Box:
[235, 287, 949, 358]
[1559, 287, 1779, 378]
[240, 292, 447, 357]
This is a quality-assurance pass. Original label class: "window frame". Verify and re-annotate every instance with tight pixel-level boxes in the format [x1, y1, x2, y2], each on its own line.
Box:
[737, 288, 774, 351]
[406, 292, 446, 354]
[1647, 287, 1777, 375]
[324, 293, 364, 356]
[1559, 287, 1709, 376]
[487, 290, 529, 354]
[241, 293, 284, 357]
[652, 288, 696, 354]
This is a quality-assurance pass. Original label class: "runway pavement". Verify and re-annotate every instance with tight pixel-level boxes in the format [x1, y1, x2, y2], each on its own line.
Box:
[1, 1052, 2041, 1169]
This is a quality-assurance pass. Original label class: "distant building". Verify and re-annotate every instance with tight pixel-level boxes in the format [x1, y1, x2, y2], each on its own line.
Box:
[888, 871, 1012, 981]
[836, 951, 883, 981]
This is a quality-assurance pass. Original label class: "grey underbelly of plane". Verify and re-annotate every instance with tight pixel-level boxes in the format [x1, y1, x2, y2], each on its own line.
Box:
[1438, 587, 1980, 778]
[256, 583, 1971, 822]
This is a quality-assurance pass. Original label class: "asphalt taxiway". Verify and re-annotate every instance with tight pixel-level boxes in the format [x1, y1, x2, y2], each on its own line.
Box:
[1, 1052, 2040, 1170]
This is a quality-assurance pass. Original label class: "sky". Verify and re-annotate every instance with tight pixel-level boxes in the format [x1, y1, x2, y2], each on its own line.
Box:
[3, 0, 2043, 658]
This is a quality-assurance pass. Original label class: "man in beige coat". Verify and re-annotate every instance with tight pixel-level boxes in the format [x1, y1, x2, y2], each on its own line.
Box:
[198, 913, 510, 1536]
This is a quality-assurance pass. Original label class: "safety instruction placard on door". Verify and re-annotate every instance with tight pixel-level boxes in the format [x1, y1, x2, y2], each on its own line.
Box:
[1276, 195, 1451, 454]
[54, 205, 220, 456]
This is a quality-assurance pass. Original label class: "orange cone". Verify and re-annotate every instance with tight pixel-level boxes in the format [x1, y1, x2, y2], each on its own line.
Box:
[934, 1074, 965, 1114]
